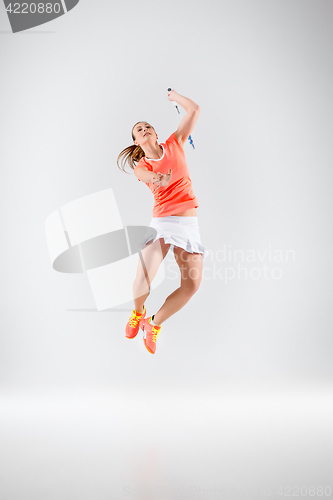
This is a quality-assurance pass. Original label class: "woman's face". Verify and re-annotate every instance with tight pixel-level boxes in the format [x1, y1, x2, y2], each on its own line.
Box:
[132, 122, 158, 148]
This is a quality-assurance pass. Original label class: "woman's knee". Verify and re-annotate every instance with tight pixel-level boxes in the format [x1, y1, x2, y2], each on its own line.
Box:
[137, 239, 170, 279]
[134, 273, 150, 293]
[181, 276, 201, 295]
[188, 263, 202, 292]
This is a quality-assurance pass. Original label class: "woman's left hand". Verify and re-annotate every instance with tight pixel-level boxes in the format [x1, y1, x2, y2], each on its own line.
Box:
[152, 169, 172, 192]
[167, 89, 178, 102]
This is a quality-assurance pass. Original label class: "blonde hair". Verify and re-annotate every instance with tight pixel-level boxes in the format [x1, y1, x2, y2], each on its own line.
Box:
[117, 121, 156, 173]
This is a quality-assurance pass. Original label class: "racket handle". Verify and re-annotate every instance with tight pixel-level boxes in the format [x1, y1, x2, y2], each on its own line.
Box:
[167, 88, 180, 114]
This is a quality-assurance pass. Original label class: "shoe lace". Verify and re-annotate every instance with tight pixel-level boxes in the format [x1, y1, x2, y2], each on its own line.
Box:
[152, 326, 161, 343]
[128, 309, 143, 328]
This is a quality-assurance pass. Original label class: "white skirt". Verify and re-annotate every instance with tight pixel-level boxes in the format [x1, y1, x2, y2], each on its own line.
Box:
[139, 216, 209, 259]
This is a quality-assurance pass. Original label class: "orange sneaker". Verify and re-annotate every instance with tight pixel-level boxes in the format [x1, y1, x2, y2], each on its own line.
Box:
[125, 305, 146, 339]
[140, 316, 162, 354]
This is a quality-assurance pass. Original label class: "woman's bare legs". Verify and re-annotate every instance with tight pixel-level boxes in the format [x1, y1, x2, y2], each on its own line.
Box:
[133, 238, 171, 313]
[153, 246, 203, 325]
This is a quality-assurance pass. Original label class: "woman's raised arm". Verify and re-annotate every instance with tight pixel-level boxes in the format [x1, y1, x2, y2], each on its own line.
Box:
[167, 90, 200, 148]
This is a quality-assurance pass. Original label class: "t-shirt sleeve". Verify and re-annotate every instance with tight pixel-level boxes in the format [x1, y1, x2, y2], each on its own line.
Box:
[134, 158, 152, 182]
[134, 158, 143, 181]
[166, 132, 182, 148]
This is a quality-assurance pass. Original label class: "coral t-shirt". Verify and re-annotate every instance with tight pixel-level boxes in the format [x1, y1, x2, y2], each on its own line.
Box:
[133, 132, 199, 217]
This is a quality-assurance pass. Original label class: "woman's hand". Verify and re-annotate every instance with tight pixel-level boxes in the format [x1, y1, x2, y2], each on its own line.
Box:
[152, 169, 172, 192]
[151, 173, 162, 183]
[167, 89, 178, 102]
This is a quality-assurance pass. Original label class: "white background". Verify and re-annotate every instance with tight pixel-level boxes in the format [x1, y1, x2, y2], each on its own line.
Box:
[1, 1, 332, 498]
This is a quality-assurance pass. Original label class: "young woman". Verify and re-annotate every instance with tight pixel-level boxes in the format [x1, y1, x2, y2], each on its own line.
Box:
[117, 90, 208, 354]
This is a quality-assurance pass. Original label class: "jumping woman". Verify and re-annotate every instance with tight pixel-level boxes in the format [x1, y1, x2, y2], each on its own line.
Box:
[117, 89, 208, 354]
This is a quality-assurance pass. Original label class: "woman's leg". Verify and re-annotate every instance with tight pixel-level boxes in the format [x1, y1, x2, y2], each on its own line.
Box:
[133, 238, 171, 313]
[153, 247, 203, 325]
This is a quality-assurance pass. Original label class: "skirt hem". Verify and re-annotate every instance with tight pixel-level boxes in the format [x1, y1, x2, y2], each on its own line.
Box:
[141, 232, 209, 259]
